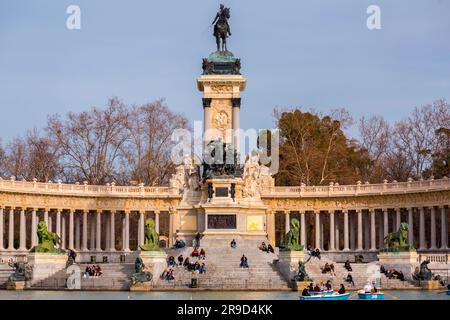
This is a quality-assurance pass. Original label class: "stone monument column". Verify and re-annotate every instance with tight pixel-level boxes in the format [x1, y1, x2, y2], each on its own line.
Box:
[8, 208, 14, 251]
[315, 212, 320, 249]
[407, 207, 414, 247]
[61, 213, 66, 249]
[357, 209, 363, 251]
[300, 211, 306, 247]
[31, 209, 37, 248]
[44, 210, 49, 228]
[110, 212, 116, 251]
[124, 211, 130, 252]
[19, 208, 26, 251]
[383, 208, 389, 237]
[343, 210, 349, 251]
[154, 211, 160, 234]
[68, 210, 74, 250]
[285, 211, 290, 236]
[396, 208, 401, 230]
[329, 211, 335, 251]
[82, 210, 88, 251]
[56, 210, 61, 244]
[96, 211, 102, 251]
[232, 98, 240, 152]
[440, 206, 448, 250]
[370, 209, 376, 251]
[419, 207, 426, 250]
[430, 206, 437, 250]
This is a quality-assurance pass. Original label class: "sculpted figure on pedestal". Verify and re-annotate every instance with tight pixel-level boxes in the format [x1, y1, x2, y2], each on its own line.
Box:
[242, 152, 274, 198]
[30, 221, 64, 254]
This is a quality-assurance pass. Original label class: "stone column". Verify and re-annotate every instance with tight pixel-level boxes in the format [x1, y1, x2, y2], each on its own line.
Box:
[138, 211, 145, 247]
[285, 211, 290, 235]
[48, 216, 53, 233]
[370, 209, 376, 251]
[105, 213, 111, 251]
[0, 207, 4, 250]
[329, 211, 335, 251]
[349, 214, 355, 250]
[383, 209, 389, 238]
[155, 211, 160, 234]
[203, 100, 212, 146]
[419, 207, 426, 250]
[357, 210, 363, 251]
[430, 206, 437, 250]
[75, 213, 81, 250]
[300, 212, 306, 247]
[335, 219, 340, 251]
[109, 212, 115, 251]
[232, 100, 240, 152]
[31, 209, 37, 248]
[8, 208, 14, 250]
[44, 210, 49, 228]
[440, 206, 448, 250]
[396, 208, 401, 230]
[343, 210, 349, 251]
[82, 211, 88, 251]
[68, 210, 74, 250]
[19, 208, 26, 251]
[61, 214, 66, 250]
[408, 207, 414, 247]
[169, 212, 174, 247]
[56, 210, 61, 242]
[124, 211, 130, 251]
[90, 213, 95, 250]
[315, 212, 320, 249]
[96, 211, 102, 251]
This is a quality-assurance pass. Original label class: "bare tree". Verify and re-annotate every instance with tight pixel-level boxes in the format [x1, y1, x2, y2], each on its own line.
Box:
[47, 97, 130, 184]
[119, 99, 190, 186]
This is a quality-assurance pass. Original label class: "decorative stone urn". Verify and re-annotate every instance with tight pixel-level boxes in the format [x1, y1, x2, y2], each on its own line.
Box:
[377, 251, 419, 281]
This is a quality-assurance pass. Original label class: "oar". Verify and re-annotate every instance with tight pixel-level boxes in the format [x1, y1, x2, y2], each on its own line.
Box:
[383, 291, 399, 300]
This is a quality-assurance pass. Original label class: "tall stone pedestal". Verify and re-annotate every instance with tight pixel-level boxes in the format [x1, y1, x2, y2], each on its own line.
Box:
[139, 251, 168, 281]
[27, 253, 67, 285]
[277, 250, 305, 286]
[6, 280, 26, 290]
[377, 251, 418, 281]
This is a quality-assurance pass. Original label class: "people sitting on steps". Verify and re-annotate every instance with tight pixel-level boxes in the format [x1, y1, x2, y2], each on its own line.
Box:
[258, 242, 267, 252]
[267, 243, 275, 253]
[338, 283, 346, 294]
[385, 269, 405, 281]
[167, 256, 176, 267]
[308, 246, 321, 260]
[183, 257, 191, 269]
[230, 239, 237, 248]
[177, 254, 184, 266]
[191, 248, 199, 257]
[84, 264, 102, 278]
[66, 249, 77, 267]
[162, 268, 174, 281]
[240, 255, 249, 268]
[199, 248, 206, 260]
[192, 232, 202, 249]
[174, 238, 186, 249]
[344, 260, 352, 272]
[321, 262, 335, 276]
[345, 273, 355, 287]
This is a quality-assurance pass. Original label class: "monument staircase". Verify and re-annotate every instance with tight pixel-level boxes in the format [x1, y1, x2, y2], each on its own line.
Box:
[29, 262, 135, 290]
[304, 255, 418, 290]
[153, 236, 290, 290]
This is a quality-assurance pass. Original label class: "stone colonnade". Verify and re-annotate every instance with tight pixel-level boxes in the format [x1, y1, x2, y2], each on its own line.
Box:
[277, 206, 449, 252]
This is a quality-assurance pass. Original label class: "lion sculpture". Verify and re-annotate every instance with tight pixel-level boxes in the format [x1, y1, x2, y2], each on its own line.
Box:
[30, 221, 64, 254]
[283, 218, 303, 251]
[139, 219, 160, 251]
[382, 222, 414, 252]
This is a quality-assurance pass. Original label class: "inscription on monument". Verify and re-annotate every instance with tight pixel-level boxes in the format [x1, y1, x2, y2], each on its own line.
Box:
[207, 214, 237, 229]
[215, 187, 229, 197]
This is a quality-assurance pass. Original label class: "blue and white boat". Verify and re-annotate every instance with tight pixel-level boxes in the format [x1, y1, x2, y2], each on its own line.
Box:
[446, 290, 450, 296]
[357, 290, 385, 300]
[300, 292, 350, 300]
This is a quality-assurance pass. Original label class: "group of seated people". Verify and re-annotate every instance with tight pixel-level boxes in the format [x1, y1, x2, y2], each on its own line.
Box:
[240, 255, 249, 268]
[380, 265, 405, 281]
[173, 238, 186, 249]
[320, 262, 336, 276]
[191, 248, 206, 259]
[181, 257, 206, 274]
[162, 268, 175, 281]
[258, 242, 274, 253]
[84, 265, 102, 278]
[301, 282, 346, 296]
[307, 246, 321, 260]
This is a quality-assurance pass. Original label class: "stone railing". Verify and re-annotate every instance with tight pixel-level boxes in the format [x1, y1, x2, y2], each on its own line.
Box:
[0, 178, 179, 198]
[261, 177, 450, 197]
[417, 253, 449, 264]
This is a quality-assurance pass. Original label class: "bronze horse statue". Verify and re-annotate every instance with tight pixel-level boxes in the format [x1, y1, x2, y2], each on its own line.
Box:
[212, 4, 231, 52]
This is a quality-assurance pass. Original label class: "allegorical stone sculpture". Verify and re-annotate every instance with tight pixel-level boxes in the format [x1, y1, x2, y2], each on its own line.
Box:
[382, 222, 414, 252]
[412, 259, 434, 281]
[30, 221, 64, 254]
[281, 218, 304, 251]
[131, 257, 153, 285]
[293, 256, 312, 282]
[212, 4, 231, 52]
[139, 219, 160, 251]
[8, 261, 32, 282]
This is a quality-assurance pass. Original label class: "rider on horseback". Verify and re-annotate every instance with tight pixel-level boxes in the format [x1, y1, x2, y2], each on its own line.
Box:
[212, 4, 232, 51]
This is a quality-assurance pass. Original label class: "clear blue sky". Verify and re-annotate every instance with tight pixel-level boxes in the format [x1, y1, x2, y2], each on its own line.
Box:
[0, 0, 449, 143]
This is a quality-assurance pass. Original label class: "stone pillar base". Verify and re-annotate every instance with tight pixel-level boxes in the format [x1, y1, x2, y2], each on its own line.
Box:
[277, 250, 305, 285]
[6, 280, 26, 290]
[139, 251, 168, 281]
[27, 253, 67, 284]
[377, 251, 418, 281]
[130, 282, 154, 292]
[419, 280, 441, 290]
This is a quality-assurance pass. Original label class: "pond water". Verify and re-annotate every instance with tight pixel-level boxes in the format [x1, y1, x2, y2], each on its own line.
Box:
[0, 290, 448, 300]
